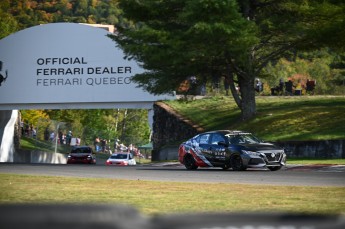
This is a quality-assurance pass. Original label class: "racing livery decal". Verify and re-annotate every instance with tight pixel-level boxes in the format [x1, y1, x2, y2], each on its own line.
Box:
[188, 146, 213, 167]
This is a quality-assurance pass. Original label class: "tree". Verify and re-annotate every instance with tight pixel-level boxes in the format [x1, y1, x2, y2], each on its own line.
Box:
[112, 0, 345, 120]
[0, 1, 19, 39]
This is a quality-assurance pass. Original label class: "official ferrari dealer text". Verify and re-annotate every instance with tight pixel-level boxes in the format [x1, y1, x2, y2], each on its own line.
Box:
[35, 57, 133, 86]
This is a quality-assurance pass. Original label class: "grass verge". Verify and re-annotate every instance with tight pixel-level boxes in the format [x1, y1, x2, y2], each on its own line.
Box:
[0, 174, 344, 215]
[20, 137, 70, 154]
[287, 158, 345, 165]
[165, 96, 345, 141]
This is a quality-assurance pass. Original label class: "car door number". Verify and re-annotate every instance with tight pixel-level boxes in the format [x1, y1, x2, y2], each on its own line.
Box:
[214, 152, 226, 156]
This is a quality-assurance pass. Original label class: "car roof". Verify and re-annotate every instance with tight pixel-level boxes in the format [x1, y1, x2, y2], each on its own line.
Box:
[201, 130, 251, 135]
[70, 146, 92, 153]
[72, 146, 91, 149]
[111, 152, 130, 155]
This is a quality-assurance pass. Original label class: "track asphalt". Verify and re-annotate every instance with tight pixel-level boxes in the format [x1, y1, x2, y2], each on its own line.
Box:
[151, 162, 345, 172]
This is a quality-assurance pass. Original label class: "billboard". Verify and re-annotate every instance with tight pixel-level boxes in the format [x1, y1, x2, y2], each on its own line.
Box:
[0, 23, 174, 110]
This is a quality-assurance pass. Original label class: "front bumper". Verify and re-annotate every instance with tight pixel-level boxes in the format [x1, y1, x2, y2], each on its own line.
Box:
[244, 151, 286, 168]
[67, 157, 96, 164]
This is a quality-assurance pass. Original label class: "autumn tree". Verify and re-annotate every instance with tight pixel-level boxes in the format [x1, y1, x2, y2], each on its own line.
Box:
[0, 1, 19, 39]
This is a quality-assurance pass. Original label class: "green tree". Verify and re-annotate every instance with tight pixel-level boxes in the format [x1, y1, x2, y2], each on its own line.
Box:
[113, 0, 345, 120]
[45, 109, 150, 148]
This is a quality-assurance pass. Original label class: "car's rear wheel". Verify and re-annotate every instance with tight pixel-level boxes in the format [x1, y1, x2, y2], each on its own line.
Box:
[268, 166, 282, 171]
[184, 154, 198, 170]
[230, 154, 247, 171]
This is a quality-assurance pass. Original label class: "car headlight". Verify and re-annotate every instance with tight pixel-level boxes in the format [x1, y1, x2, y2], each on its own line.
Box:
[242, 150, 260, 156]
[67, 155, 71, 158]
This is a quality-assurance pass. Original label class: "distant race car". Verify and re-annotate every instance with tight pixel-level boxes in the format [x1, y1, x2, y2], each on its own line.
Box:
[67, 146, 96, 164]
[178, 130, 286, 171]
[105, 152, 136, 166]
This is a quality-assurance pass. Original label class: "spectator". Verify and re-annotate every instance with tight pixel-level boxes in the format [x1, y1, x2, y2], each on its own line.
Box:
[94, 137, 100, 152]
[49, 132, 55, 142]
[294, 80, 302, 95]
[101, 139, 106, 152]
[66, 131, 72, 145]
[114, 138, 120, 151]
[224, 75, 231, 96]
[306, 79, 316, 95]
[76, 137, 81, 146]
[255, 79, 263, 92]
[285, 80, 293, 95]
[59, 130, 63, 145]
[32, 128, 36, 138]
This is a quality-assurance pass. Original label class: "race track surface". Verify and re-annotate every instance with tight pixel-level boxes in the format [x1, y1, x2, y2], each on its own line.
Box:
[0, 163, 344, 187]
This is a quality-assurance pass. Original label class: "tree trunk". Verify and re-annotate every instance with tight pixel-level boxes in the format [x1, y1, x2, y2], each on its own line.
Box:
[238, 76, 256, 120]
[226, 65, 242, 109]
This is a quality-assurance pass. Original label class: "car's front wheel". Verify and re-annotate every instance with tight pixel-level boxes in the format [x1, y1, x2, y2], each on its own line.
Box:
[268, 166, 282, 171]
[230, 154, 247, 171]
[184, 154, 198, 170]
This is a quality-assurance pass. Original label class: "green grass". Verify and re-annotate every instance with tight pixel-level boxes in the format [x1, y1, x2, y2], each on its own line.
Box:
[1, 174, 344, 215]
[287, 158, 345, 165]
[20, 137, 71, 153]
[165, 96, 345, 141]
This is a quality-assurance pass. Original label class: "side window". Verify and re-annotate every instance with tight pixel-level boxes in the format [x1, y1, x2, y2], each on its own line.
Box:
[193, 135, 200, 144]
[199, 134, 210, 144]
[211, 134, 225, 145]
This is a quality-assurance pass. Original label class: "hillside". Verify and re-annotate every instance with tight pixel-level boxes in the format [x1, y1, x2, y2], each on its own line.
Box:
[164, 96, 345, 141]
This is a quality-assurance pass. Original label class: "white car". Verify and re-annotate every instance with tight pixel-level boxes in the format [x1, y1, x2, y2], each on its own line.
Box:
[105, 153, 136, 166]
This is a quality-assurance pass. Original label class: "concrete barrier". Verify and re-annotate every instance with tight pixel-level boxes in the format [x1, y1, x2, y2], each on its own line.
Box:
[13, 149, 67, 164]
[155, 146, 179, 161]
[275, 140, 345, 158]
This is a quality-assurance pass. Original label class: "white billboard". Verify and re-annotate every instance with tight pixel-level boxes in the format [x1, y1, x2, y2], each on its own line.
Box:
[0, 23, 174, 110]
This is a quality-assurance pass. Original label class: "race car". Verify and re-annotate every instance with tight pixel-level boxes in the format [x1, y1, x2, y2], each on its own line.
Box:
[178, 130, 286, 171]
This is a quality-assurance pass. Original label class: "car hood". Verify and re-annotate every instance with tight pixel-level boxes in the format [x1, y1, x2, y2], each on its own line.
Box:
[238, 143, 282, 151]
[108, 159, 129, 162]
[69, 153, 92, 157]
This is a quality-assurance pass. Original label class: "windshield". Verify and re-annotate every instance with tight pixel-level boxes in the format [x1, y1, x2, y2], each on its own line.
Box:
[71, 147, 92, 154]
[110, 154, 128, 159]
[226, 134, 262, 144]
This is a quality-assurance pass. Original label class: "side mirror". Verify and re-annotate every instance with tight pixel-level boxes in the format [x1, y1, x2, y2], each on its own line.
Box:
[218, 141, 228, 147]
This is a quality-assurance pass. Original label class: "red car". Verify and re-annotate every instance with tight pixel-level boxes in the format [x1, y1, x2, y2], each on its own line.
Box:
[67, 146, 96, 164]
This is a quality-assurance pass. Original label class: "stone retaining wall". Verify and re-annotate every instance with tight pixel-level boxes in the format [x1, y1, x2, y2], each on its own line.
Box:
[151, 102, 203, 160]
[153, 102, 345, 160]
